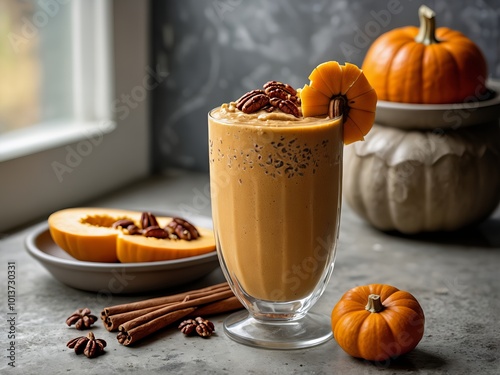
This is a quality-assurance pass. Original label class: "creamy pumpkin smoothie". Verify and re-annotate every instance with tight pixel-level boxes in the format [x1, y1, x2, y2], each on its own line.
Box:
[208, 64, 375, 349]
[209, 102, 343, 302]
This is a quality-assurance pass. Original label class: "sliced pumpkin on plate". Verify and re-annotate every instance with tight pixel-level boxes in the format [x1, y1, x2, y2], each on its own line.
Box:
[48, 208, 215, 263]
[301, 61, 377, 144]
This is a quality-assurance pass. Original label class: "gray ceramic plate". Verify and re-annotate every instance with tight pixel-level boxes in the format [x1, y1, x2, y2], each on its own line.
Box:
[374, 80, 500, 130]
[25, 215, 219, 294]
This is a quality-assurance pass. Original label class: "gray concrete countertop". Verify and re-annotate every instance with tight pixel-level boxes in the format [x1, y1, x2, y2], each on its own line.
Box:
[1, 169, 499, 374]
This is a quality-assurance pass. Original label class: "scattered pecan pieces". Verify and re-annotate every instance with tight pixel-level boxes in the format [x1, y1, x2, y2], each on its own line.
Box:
[236, 81, 301, 117]
[110, 212, 201, 241]
[66, 308, 98, 330]
[141, 212, 159, 229]
[269, 97, 300, 118]
[111, 218, 142, 235]
[178, 317, 215, 338]
[236, 89, 269, 114]
[126, 224, 142, 235]
[143, 225, 169, 239]
[67, 332, 106, 358]
[166, 218, 200, 241]
[111, 219, 134, 229]
[264, 80, 298, 101]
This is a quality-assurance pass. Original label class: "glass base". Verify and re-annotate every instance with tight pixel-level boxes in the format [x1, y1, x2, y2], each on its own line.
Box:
[223, 310, 333, 350]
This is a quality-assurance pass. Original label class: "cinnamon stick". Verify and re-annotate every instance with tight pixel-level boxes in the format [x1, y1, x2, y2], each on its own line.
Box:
[117, 307, 196, 346]
[101, 282, 244, 345]
[189, 296, 243, 317]
[119, 289, 234, 333]
[102, 303, 175, 332]
[101, 282, 229, 318]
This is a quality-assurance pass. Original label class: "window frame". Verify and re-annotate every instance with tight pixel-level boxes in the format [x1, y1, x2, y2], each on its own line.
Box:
[0, 0, 151, 232]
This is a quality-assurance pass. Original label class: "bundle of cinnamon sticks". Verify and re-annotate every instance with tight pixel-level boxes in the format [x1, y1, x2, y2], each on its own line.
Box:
[100, 282, 243, 346]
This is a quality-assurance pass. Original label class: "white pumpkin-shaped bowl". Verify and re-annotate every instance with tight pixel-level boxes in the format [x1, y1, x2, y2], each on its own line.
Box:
[344, 122, 500, 234]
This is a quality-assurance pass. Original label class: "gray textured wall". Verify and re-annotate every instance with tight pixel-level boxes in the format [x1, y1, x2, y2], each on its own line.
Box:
[151, 0, 500, 173]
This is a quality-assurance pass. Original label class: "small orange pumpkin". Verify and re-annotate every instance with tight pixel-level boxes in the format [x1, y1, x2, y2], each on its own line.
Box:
[331, 284, 425, 361]
[362, 5, 488, 104]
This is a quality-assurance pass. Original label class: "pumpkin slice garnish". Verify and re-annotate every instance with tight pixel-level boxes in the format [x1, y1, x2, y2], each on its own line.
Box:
[308, 68, 332, 98]
[343, 120, 365, 143]
[299, 84, 331, 109]
[301, 61, 377, 145]
[348, 109, 376, 136]
[310, 61, 343, 96]
[340, 63, 363, 95]
[348, 89, 378, 112]
[345, 72, 376, 100]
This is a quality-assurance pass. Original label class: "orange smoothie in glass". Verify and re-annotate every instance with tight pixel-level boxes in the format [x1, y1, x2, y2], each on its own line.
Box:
[209, 103, 343, 302]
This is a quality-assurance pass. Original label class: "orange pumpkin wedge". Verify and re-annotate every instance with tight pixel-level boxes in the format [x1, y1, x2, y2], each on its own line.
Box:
[48, 208, 216, 263]
[48, 207, 133, 262]
[301, 61, 377, 145]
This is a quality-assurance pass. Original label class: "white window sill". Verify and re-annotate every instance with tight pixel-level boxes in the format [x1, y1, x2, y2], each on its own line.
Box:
[0, 121, 116, 163]
[0, 1, 150, 232]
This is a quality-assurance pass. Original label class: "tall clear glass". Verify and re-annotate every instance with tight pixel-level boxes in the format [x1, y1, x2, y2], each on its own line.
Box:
[208, 108, 343, 349]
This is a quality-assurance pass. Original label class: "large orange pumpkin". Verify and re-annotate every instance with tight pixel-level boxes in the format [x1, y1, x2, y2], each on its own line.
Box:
[362, 5, 488, 104]
[331, 284, 425, 361]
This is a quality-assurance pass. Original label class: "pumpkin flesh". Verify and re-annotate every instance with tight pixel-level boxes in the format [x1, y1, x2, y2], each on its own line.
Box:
[48, 207, 135, 262]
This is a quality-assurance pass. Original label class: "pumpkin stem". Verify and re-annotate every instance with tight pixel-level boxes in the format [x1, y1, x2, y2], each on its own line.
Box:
[365, 294, 384, 313]
[415, 5, 440, 45]
[328, 96, 347, 120]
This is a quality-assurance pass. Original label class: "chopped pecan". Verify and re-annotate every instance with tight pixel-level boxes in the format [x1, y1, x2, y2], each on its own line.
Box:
[84, 337, 104, 359]
[264, 80, 299, 104]
[143, 226, 169, 239]
[111, 219, 135, 229]
[66, 336, 89, 354]
[236, 82, 300, 117]
[178, 319, 198, 335]
[111, 211, 202, 240]
[262, 104, 275, 113]
[264, 81, 301, 105]
[269, 97, 300, 118]
[126, 224, 142, 235]
[236, 89, 270, 114]
[166, 218, 200, 240]
[178, 317, 215, 338]
[141, 212, 159, 229]
[263, 80, 297, 96]
[67, 332, 106, 358]
[66, 308, 98, 330]
[195, 317, 215, 337]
